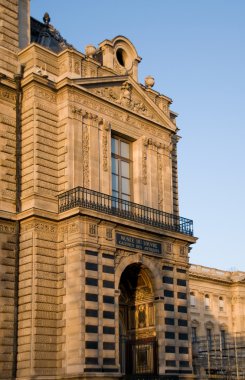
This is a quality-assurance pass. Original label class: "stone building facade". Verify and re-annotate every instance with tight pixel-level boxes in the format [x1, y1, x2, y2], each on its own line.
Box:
[189, 265, 245, 339]
[0, 1, 198, 379]
[189, 265, 245, 378]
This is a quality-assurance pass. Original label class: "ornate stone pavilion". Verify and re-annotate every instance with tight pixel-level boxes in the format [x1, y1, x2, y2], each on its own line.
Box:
[0, 1, 199, 379]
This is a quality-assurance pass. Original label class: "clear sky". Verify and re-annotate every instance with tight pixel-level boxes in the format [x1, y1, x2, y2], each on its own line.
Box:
[31, 0, 245, 271]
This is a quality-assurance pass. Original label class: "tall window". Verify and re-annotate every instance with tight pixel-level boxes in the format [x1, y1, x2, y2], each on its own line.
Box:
[206, 328, 212, 349]
[204, 294, 210, 309]
[190, 292, 196, 307]
[111, 136, 131, 202]
[192, 327, 197, 343]
[220, 329, 226, 349]
[219, 296, 224, 311]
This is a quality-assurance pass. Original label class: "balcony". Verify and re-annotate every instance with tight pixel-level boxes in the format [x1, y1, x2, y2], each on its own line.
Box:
[58, 187, 193, 236]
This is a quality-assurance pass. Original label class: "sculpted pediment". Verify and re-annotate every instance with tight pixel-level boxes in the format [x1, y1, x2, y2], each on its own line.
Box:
[74, 76, 176, 131]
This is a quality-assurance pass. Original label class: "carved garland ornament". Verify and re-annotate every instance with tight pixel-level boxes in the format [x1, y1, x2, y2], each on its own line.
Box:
[102, 121, 110, 172]
[158, 153, 163, 207]
[142, 138, 148, 185]
[0, 223, 15, 234]
[82, 121, 90, 188]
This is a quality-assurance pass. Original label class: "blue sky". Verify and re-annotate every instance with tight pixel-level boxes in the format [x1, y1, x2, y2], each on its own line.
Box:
[31, 0, 245, 271]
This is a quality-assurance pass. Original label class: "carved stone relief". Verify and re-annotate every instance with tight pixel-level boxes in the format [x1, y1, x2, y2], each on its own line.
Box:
[106, 228, 113, 240]
[89, 223, 97, 236]
[115, 249, 142, 268]
[0, 89, 16, 103]
[88, 81, 162, 123]
[179, 246, 187, 257]
[0, 222, 16, 234]
[71, 92, 168, 139]
[164, 242, 172, 254]
[36, 88, 56, 103]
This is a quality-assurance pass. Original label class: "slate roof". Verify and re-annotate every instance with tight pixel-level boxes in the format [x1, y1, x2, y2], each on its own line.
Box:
[31, 13, 73, 53]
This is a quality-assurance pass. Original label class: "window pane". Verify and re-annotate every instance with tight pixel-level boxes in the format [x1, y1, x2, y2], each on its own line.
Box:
[112, 174, 118, 191]
[120, 141, 129, 158]
[111, 138, 118, 154]
[121, 161, 129, 177]
[122, 177, 130, 194]
[121, 194, 130, 201]
[192, 327, 197, 343]
[112, 158, 118, 174]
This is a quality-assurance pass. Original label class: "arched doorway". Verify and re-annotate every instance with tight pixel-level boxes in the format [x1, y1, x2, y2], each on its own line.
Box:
[119, 263, 158, 375]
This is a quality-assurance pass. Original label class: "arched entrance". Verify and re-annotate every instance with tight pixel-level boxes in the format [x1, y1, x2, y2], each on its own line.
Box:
[119, 263, 158, 375]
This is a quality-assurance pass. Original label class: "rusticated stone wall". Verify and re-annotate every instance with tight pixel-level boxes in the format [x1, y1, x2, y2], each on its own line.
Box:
[0, 0, 19, 75]
[0, 89, 17, 214]
[17, 219, 64, 378]
[0, 221, 16, 379]
[21, 85, 59, 213]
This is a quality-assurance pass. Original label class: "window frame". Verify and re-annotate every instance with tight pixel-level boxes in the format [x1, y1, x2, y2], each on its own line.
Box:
[190, 291, 196, 307]
[111, 135, 132, 202]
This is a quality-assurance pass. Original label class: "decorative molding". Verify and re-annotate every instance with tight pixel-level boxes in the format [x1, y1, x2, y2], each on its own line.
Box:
[164, 242, 172, 254]
[74, 60, 81, 75]
[89, 223, 97, 237]
[179, 246, 187, 256]
[146, 137, 173, 154]
[21, 221, 57, 233]
[115, 250, 138, 267]
[0, 89, 16, 103]
[82, 116, 90, 187]
[0, 222, 15, 234]
[36, 88, 56, 103]
[106, 228, 113, 240]
[158, 152, 163, 207]
[142, 138, 148, 185]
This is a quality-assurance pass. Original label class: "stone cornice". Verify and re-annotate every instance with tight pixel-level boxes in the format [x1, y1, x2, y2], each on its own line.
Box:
[57, 206, 197, 244]
[189, 272, 232, 285]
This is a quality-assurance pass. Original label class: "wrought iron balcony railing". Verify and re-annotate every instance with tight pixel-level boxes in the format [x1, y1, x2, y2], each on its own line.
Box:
[58, 187, 193, 236]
